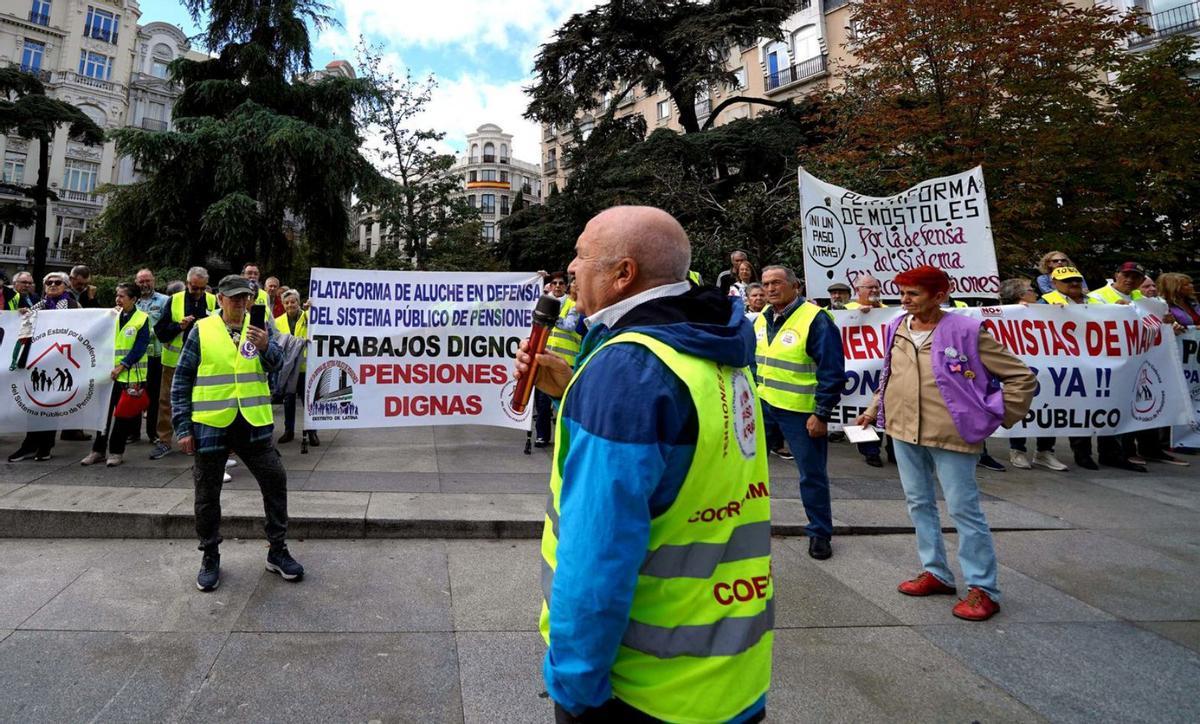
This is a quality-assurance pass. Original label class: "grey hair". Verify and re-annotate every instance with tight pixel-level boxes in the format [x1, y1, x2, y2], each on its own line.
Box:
[746, 282, 764, 293]
[998, 277, 1032, 305]
[761, 265, 798, 285]
[14, 271, 33, 281]
[166, 280, 185, 294]
[43, 271, 69, 285]
[281, 289, 300, 302]
[186, 266, 209, 281]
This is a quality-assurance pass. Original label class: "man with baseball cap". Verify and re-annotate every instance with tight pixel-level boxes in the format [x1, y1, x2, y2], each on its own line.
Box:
[1041, 267, 1099, 306]
[172, 274, 303, 592]
[1089, 262, 1145, 305]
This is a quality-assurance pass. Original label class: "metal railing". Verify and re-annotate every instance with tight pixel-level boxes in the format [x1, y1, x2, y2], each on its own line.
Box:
[61, 189, 100, 204]
[140, 117, 168, 131]
[544, 159, 558, 173]
[695, 98, 712, 117]
[765, 54, 828, 91]
[1132, 0, 1200, 44]
[499, 157, 509, 164]
[84, 27, 118, 44]
[482, 154, 496, 163]
[12, 63, 51, 82]
[28, 10, 50, 25]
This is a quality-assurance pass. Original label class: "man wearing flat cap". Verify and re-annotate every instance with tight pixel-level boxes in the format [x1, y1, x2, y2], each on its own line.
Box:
[172, 274, 304, 592]
[827, 282, 852, 310]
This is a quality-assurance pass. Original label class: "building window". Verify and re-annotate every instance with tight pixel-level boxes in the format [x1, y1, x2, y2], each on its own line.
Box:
[499, 170, 508, 183]
[29, 0, 51, 26]
[732, 67, 747, 90]
[1, 224, 16, 246]
[481, 194, 495, 214]
[657, 99, 671, 119]
[3, 152, 27, 184]
[483, 142, 495, 163]
[469, 170, 477, 182]
[84, 6, 120, 44]
[482, 223, 495, 242]
[151, 60, 169, 78]
[467, 195, 476, 208]
[63, 158, 99, 194]
[56, 215, 87, 246]
[481, 169, 497, 182]
[78, 51, 114, 80]
[500, 196, 510, 215]
[500, 144, 508, 162]
[20, 39, 44, 73]
[469, 144, 479, 163]
[793, 24, 819, 61]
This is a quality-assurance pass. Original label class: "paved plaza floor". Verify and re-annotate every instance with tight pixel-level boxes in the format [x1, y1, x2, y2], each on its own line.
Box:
[0, 424, 1198, 722]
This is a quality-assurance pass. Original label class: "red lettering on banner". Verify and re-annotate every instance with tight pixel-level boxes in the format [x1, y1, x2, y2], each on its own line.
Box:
[841, 325, 886, 360]
[984, 319, 1080, 357]
[1122, 320, 1161, 356]
[384, 395, 484, 416]
[360, 363, 508, 386]
[1084, 321, 1121, 356]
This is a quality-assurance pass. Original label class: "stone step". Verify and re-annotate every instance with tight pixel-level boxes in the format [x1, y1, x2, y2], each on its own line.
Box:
[0, 484, 1073, 539]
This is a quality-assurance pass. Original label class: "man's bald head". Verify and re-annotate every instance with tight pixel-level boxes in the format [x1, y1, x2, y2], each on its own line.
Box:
[584, 206, 691, 286]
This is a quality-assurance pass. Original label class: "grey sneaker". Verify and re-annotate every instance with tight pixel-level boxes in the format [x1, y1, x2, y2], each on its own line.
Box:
[149, 441, 172, 460]
[197, 550, 220, 592]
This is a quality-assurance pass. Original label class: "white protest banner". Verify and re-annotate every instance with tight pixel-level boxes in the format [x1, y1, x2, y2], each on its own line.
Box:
[827, 301, 1190, 437]
[0, 308, 117, 433]
[304, 269, 542, 430]
[1172, 328, 1200, 447]
[799, 167, 999, 300]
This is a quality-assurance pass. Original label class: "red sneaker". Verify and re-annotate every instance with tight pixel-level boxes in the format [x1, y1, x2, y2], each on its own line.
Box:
[952, 587, 1000, 621]
[897, 571, 956, 597]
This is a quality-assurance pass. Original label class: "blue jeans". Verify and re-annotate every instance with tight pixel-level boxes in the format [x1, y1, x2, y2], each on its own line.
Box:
[762, 402, 832, 539]
[892, 439, 999, 600]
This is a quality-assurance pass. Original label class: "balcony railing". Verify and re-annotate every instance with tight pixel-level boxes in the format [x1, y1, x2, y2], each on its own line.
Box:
[543, 126, 556, 140]
[695, 98, 712, 117]
[482, 154, 496, 163]
[58, 71, 116, 92]
[480, 206, 496, 215]
[11, 63, 51, 82]
[28, 10, 50, 25]
[60, 189, 101, 204]
[1132, 0, 1200, 45]
[140, 117, 168, 131]
[765, 54, 828, 92]
[499, 156, 509, 164]
[84, 27, 118, 44]
[0, 245, 71, 263]
[544, 159, 558, 173]
[521, 184, 532, 195]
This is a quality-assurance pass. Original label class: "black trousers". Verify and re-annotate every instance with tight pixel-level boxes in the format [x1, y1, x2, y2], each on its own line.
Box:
[555, 701, 764, 723]
[193, 416, 289, 551]
[93, 381, 135, 455]
[534, 389, 553, 442]
[1010, 436, 1056, 453]
[143, 355, 162, 440]
[17, 430, 55, 456]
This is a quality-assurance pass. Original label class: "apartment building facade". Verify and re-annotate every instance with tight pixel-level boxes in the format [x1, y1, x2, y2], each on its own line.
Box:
[356, 123, 543, 256]
[0, 0, 207, 278]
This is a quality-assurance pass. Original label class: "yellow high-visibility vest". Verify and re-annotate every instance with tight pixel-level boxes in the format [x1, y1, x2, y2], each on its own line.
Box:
[753, 303, 828, 413]
[162, 291, 216, 368]
[190, 314, 273, 428]
[115, 309, 150, 384]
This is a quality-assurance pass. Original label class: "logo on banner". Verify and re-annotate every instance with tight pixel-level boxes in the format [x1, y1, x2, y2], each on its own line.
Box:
[498, 379, 530, 423]
[1131, 361, 1166, 423]
[803, 205, 847, 269]
[12, 329, 101, 418]
[981, 307, 1004, 317]
[731, 370, 757, 459]
[307, 360, 359, 422]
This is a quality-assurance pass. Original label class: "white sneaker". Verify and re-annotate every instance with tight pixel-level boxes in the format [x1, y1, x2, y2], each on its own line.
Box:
[80, 451, 104, 466]
[223, 472, 232, 483]
[225, 458, 237, 469]
[105, 454, 123, 467]
[1033, 451, 1068, 471]
[1009, 450, 1031, 469]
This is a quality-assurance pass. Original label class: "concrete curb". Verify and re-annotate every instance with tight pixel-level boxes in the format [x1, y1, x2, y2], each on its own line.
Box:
[0, 484, 1075, 540]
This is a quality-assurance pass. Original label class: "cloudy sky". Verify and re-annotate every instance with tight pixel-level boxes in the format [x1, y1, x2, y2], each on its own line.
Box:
[140, 0, 602, 160]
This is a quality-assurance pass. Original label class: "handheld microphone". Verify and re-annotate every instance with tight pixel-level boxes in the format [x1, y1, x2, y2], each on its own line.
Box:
[512, 294, 563, 415]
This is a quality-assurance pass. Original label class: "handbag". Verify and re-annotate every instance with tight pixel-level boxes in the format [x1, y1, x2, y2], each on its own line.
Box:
[114, 363, 151, 419]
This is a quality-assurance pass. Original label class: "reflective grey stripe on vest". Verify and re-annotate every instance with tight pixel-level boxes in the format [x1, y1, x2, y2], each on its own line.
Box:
[755, 356, 817, 374]
[194, 373, 269, 386]
[639, 521, 771, 579]
[164, 341, 182, 353]
[546, 494, 559, 538]
[762, 378, 816, 395]
[546, 344, 575, 357]
[192, 395, 272, 412]
[621, 598, 774, 659]
[542, 559, 554, 604]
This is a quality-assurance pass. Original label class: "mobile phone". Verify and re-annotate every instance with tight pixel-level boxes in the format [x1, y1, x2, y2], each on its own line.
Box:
[249, 303, 267, 330]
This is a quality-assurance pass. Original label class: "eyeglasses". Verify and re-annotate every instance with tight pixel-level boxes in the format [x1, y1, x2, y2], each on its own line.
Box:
[1049, 258, 1069, 264]
[549, 280, 566, 286]
[44, 280, 64, 287]
[857, 285, 881, 290]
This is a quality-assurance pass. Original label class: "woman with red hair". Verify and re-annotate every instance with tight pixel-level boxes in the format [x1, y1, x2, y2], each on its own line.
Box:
[856, 266, 1036, 621]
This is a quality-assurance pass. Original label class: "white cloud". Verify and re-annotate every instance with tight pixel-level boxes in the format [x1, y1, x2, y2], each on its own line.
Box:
[416, 74, 544, 161]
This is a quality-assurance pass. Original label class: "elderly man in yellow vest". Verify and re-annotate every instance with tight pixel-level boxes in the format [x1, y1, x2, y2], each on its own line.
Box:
[172, 275, 303, 592]
[151, 266, 216, 460]
[844, 273, 887, 310]
[516, 206, 772, 723]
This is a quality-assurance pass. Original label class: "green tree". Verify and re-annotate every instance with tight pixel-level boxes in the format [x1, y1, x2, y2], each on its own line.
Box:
[1107, 35, 1200, 272]
[424, 221, 504, 272]
[526, 0, 800, 134]
[354, 41, 478, 268]
[100, 0, 380, 276]
[810, 0, 1140, 276]
[0, 68, 103, 283]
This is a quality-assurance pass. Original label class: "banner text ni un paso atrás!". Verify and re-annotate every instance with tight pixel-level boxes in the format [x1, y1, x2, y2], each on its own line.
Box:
[304, 269, 542, 430]
[799, 167, 999, 301]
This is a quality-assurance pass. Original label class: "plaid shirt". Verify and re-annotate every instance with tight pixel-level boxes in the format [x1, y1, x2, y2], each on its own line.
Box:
[171, 314, 282, 453]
